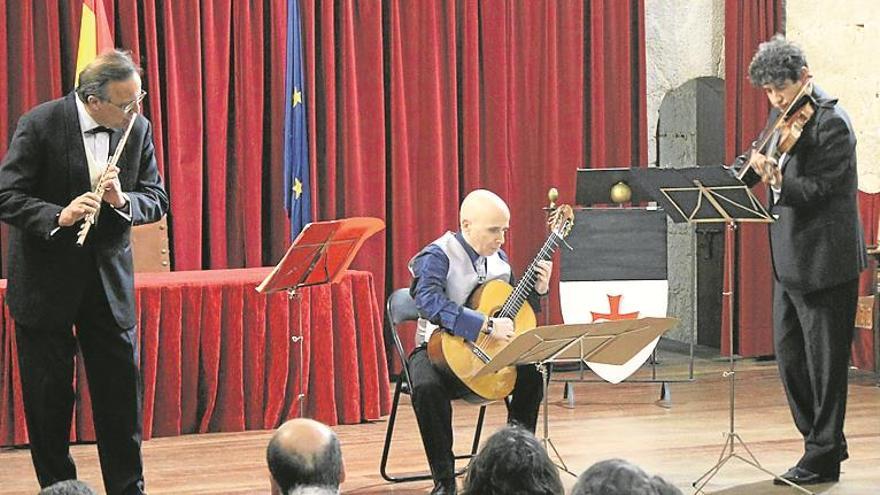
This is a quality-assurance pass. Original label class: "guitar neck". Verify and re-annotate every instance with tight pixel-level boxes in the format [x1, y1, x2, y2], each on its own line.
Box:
[497, 231, 561, 318]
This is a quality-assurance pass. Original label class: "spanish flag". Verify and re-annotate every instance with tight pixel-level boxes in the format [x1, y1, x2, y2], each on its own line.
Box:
[75, 0, 113, 84]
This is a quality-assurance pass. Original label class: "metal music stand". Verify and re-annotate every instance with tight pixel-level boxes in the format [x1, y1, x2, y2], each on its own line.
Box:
[632, 167, 812, 494]
[474, 317, 678, 477]
[257, 217, 385, 417]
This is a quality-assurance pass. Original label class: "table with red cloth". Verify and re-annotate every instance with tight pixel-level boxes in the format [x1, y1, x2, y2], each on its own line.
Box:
[0, 268, 391, 447]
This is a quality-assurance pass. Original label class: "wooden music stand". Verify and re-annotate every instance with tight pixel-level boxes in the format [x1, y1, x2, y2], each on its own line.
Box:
[257, 217, 385, 416]
[474, 317, 678, 476]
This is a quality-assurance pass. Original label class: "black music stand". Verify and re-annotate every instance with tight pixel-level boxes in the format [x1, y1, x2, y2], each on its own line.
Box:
[632, 167, 813, 494]
[257, 217, 385, 417]
[475, 317, 678, 476]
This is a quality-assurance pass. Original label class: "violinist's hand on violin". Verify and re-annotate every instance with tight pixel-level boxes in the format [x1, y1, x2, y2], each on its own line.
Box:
[748, 151, 783, 187]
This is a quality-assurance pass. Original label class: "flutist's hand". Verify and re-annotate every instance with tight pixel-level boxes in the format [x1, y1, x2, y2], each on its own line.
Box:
[748, 151, 783, 187]
[58, 192, 102, 227]
[100, 164, 128, 208]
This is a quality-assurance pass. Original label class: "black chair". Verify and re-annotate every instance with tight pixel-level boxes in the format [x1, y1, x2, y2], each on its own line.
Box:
[379, 288, 488, 482]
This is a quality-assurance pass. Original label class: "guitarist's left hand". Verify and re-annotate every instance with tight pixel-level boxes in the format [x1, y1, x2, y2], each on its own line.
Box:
[534, 260, 553, 296]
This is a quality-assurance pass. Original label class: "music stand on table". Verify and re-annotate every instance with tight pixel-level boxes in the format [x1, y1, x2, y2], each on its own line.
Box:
[475, 317, 678, 476]
[632, 167, 813, 494]
[257, 217, 385, 417]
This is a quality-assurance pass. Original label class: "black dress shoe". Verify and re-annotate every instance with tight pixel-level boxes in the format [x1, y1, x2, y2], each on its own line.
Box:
[430, 479, 457, 495]
[773, 466, 839, 486]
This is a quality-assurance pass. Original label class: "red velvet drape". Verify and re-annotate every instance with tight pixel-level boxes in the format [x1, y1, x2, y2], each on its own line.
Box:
[0, 269, 391, 446]
[2, 1, 646, 377]
[1, 0, 645, 305]
[301, 0, 646, 325]
[722, 0, 783, 357]
[0, 0, 291, 273]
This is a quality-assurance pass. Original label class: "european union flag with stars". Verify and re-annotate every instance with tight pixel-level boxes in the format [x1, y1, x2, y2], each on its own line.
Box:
[283, 0, 311, 239]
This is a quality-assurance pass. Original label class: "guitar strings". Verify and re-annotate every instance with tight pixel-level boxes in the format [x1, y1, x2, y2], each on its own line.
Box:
[499, 231, 561, 318]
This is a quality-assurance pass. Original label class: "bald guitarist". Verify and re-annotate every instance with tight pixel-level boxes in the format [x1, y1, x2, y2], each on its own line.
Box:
[407, 189, 552, 495]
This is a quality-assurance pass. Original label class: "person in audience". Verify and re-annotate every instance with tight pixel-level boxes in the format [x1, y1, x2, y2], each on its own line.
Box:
[461, 425, 563, 495]
[287, 487, 338, 495]
[571, 459, 681, 495]
[38, 479, 98, 495]
[267, 418, 345, 494]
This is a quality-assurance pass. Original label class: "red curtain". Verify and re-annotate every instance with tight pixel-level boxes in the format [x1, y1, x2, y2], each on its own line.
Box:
[301, 0, 645, 322]
[1, 269, 391, 446]
[0, 0, 290, 272]
[0, 0, 646, 327]
[722, 0, 782, 357]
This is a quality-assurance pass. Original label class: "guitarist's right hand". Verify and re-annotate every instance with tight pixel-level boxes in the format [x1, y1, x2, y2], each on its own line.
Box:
[486, 317, 515, 342]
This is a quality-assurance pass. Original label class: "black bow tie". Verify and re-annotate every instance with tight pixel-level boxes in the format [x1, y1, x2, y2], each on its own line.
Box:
[84, 126, 114, 135]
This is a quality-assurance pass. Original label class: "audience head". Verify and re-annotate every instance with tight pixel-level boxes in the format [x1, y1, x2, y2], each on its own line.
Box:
[571, 459, 682, 495]
[38, 480, 98, 495]
[287, 486, 338, 495]
[459, 189, 511, 257]
[267, 418, 344, 494]
[462, 425, 564, 495]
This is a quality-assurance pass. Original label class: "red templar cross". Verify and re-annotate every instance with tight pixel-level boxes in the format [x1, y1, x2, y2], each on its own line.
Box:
[591, 294, 639, 322]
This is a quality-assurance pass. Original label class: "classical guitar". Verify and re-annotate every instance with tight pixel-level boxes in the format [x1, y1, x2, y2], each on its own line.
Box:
[427, 205, 574, 404]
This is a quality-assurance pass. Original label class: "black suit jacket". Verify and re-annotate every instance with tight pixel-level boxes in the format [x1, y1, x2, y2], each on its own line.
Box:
[740, 86, 867, 293]
[0, 92, 169, 328]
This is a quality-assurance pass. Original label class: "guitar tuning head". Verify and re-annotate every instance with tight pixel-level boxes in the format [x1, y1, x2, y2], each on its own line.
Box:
[548, 204, 574, 238]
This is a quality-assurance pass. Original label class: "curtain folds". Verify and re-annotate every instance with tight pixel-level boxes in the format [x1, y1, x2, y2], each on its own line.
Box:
[0, 269, 391, 446]
[0, 0, 647, 338]
[722, 0, 782, 357]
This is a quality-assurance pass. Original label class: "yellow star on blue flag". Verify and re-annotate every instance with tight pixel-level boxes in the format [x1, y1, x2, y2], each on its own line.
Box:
[292, 177, 303, 199]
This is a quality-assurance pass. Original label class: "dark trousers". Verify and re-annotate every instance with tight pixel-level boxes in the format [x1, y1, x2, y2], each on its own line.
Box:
[408, 346, 543, 482]
[15, 268, 144, 495]
[773, 278, 857, 476]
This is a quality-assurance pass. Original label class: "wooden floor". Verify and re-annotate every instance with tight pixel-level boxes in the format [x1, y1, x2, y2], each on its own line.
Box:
[1, 358, 878, 494]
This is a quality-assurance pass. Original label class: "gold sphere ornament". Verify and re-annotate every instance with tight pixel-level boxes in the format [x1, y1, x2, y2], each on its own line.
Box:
[547, 187, 559, 208]
[610, 181, 632, 204]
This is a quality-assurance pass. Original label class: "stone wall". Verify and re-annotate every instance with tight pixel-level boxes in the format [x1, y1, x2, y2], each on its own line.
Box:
[646, 0, 725, 343]
[645, 0, 725, 168]
[786, 1, 880, 194]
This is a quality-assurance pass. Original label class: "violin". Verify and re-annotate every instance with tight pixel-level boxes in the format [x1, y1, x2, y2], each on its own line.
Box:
[737, 74, 815, 184]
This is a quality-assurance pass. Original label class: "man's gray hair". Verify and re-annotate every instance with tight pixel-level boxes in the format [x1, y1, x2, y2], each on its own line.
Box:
[748, 34, 808, 87]
[75, 49, 141, 103]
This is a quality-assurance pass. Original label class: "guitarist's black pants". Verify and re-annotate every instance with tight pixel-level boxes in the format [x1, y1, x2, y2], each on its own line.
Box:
[408, 345, 543, 483]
